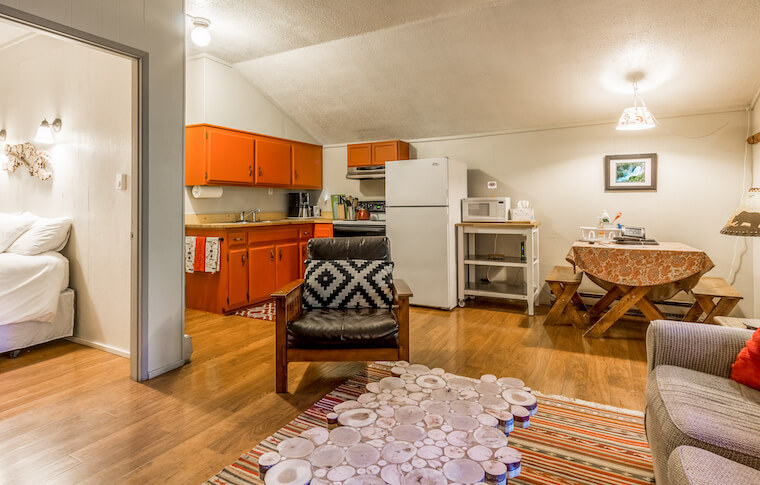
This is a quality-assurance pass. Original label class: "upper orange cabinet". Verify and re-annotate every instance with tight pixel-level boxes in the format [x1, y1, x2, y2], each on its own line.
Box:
[347, 140, 410, 167]
[255, 136, 292, 186]
[292, 143, 323, 189]
[185, 124, 323, 189]
[347, 143, 373, 167]
[186, 125, 254, 186]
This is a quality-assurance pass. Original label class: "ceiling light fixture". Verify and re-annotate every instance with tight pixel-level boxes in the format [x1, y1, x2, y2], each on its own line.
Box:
[616, 80, 656, 131]
[35, 118, 62, 144]
[190, 17, 211, 47]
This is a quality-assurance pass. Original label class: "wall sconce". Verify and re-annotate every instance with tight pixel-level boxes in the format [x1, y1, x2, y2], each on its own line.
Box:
[0, 129, 6, 143]
[35, 118, 62, 144]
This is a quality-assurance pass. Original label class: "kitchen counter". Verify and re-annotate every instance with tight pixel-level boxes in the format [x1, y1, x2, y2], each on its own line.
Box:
[185, 218, 334, 230]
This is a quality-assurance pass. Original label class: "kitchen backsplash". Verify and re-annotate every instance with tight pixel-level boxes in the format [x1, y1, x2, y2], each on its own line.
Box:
[184, 186, 321, 214]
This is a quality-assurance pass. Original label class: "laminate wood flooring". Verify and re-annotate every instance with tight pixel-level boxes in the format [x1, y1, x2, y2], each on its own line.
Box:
[0, 302, 648, 483]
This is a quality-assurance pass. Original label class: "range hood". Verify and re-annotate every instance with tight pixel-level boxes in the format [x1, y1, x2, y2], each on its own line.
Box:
[346, 165, 385, 180]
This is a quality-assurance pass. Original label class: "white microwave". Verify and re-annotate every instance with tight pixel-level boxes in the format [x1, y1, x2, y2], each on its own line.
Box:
[462, 197, 511, 222]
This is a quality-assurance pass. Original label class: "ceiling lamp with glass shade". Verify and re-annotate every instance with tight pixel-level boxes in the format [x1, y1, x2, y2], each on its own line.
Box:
[190, 17, 211, 47]
[616, 80, 656, 131]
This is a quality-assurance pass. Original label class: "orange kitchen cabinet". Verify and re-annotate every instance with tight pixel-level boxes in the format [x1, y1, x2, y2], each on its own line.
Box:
[185, 125, 254, 185]
[275, 242, 300, 289]
[347, 143, 373, 167]
[314, 223, 333, 238]
[299, 241, 309, 278]
[255, 136, 292, 186]
[372, 140, 410, 166]
[249, 244, 276, 304]
[346, 140, 410, 167]
[227, 247, 249, 309]
[292, 143, 323, 189]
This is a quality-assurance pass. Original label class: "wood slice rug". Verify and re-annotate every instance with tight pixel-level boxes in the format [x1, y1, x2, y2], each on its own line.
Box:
[206, 363, 654, 485]
[233, 301, 276, 321]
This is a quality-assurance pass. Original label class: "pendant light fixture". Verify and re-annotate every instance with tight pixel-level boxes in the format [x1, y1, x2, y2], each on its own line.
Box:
[616, 80, 656, 131]
[190, 17, 211, 47]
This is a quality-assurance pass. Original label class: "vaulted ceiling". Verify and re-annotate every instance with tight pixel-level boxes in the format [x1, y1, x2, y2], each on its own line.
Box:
[188, 0, 760, 144]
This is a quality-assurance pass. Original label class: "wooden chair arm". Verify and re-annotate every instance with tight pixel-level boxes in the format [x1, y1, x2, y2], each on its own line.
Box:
[393, 279, 413, 299]
[272, 279, 305, 299]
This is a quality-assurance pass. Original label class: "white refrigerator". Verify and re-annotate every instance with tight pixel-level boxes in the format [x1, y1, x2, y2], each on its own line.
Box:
[385, 157, 468, 309]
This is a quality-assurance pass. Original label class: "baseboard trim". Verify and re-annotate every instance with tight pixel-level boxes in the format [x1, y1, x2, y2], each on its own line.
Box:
[67, 336, 130, 358]
[147, 359, 185, 379]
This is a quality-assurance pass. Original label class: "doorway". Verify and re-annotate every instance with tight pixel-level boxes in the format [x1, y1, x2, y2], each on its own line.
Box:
[0, 14, 144, 378]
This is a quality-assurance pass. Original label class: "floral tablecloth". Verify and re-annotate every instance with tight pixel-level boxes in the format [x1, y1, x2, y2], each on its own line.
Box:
[566, 241, 715, 302]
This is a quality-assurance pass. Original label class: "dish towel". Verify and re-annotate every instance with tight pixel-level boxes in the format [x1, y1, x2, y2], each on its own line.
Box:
[185, 236, 220, 273]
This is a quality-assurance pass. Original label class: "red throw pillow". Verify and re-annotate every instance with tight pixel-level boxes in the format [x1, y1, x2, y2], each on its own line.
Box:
[731, 328, 760, 390]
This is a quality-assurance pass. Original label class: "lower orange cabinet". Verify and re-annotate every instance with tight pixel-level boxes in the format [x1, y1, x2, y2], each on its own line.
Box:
[276, 242, 300, 289]
[227, 247, 249, 309]
[186, 223, 325, 314]
[249, 244, 276, 304]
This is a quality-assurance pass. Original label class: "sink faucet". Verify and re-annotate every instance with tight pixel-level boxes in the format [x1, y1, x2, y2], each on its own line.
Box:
[239, 208, 261, 222]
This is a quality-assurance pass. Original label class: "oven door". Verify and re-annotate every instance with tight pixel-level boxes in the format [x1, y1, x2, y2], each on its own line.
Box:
[332, 224, 386, 238]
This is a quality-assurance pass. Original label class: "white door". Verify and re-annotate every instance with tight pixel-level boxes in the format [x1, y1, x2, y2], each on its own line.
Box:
[386, 158, 450, 207]
[386, 206, 453, 309]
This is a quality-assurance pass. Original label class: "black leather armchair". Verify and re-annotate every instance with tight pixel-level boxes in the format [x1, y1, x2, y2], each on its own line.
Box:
[272, 236, 412, 393]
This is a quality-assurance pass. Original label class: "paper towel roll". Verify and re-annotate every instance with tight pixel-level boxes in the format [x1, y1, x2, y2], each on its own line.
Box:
[192, 185, 223, 198]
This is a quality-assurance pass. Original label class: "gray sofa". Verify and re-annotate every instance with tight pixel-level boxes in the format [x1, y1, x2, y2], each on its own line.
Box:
[646, 320, 760, 484]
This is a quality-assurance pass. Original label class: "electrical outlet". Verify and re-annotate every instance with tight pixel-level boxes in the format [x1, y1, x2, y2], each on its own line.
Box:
[268, 187, 273, 195]
[115, 173, 127, 190]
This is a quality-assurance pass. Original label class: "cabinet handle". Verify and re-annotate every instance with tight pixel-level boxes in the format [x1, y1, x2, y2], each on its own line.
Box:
[241, 253, 246, 265]
[233, 237, 243, 242]
[294, 170, 298, 179]
[279, 249, 283, 260]
[270, 249, 275, 261]
[249, 166, 252, 177]
[258, 166, 262, 177]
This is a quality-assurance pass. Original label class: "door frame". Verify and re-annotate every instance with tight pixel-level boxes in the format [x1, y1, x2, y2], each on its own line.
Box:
[0, 5, 150, 381]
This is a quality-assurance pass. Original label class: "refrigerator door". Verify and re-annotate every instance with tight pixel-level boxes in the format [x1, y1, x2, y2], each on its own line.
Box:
[386, 158, 450, 207]
[386, 206, 456, 309]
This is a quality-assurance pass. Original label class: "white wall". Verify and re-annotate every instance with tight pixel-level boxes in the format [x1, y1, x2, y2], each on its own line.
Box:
[0, 0, 187, 379]
[322, 111, 754, 314]
[0, 34, 133, 355]
[184, 56, 319, 215]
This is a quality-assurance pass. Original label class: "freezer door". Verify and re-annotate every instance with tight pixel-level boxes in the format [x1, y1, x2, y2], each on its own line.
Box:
[386, 158, 450, 207]
[386, 206, 456, 309]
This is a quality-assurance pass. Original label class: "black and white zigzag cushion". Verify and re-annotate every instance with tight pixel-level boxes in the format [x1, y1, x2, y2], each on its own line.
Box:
[302, 259, 394, 310]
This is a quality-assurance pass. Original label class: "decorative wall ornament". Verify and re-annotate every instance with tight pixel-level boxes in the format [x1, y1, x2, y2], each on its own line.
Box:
[3, 142, 52, 180]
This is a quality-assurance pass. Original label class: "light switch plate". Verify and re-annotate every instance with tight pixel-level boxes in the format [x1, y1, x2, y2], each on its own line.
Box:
[116, 173, 127, 190]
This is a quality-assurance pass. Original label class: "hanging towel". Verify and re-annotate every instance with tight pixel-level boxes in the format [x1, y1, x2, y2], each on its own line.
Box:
[185, 236, 220, 273]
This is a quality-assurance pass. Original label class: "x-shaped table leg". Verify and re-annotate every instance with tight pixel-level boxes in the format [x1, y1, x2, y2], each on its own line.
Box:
[584, 285, 654, 338]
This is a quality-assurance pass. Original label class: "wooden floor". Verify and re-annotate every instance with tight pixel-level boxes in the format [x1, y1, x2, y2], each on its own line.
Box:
[0, 301, 648, 484]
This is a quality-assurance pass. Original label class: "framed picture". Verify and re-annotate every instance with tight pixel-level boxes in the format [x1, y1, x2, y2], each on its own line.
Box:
[604, 153, 657, 191]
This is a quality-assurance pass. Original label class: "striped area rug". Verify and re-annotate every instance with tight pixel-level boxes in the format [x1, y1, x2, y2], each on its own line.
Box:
[206, 363, 653, 485]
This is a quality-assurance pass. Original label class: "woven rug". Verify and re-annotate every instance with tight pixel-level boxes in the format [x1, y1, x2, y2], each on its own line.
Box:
[207, 363, 653, 485]
[234, 301, 276, 321]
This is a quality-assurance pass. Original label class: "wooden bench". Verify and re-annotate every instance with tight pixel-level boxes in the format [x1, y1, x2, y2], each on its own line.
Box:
[545, 266, 586, 328]
[683, 277, 742, 324]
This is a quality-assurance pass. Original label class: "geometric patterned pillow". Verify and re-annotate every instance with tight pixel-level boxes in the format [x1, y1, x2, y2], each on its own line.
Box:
[302, 259, 394, 311]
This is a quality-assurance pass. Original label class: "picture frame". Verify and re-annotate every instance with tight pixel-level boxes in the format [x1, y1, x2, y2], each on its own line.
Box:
[604, 153, 657, 191]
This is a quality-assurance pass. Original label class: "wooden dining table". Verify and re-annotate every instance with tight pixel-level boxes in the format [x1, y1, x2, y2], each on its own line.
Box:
[566, 241, 715, 337]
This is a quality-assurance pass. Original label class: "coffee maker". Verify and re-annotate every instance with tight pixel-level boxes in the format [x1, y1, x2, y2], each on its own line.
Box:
[288, 192, 310, 218]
